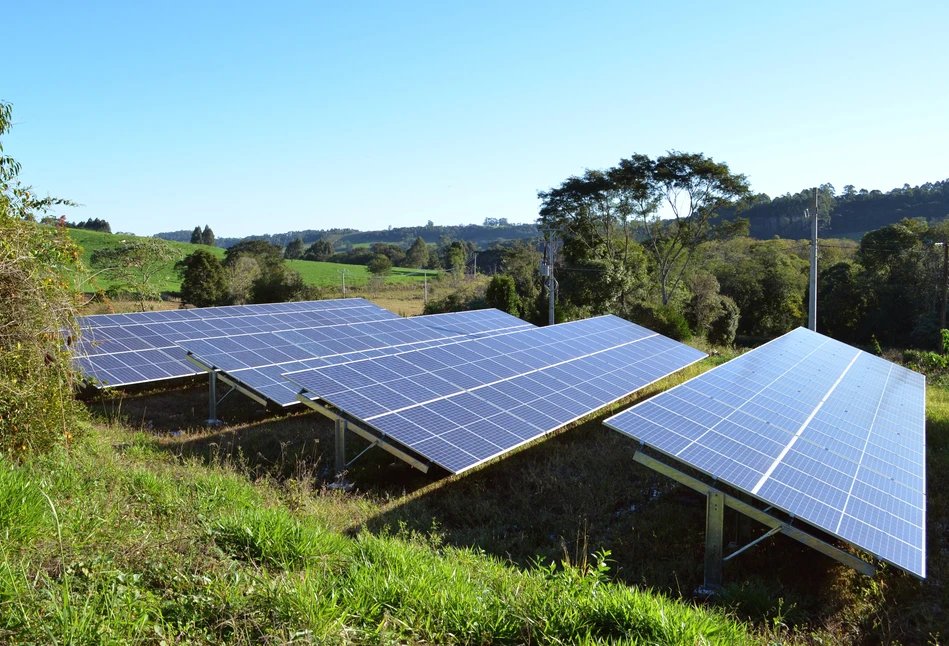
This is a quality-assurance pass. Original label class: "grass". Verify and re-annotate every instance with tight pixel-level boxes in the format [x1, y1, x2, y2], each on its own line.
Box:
[67, 228, 434, 297]
[0, 417, 752, 644]
[65, 339, 949, 645]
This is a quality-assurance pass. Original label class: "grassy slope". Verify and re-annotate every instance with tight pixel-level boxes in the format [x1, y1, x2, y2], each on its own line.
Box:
[4, 342, 944, 643]
[0, 424, 750, 644]
[68, 228, 429, 294]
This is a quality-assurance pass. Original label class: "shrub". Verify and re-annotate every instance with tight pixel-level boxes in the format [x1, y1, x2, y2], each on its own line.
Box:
[366, 254, 392, 276]
[0, 215, 87, 455]
[708, 296, 740, 346]
[176, 249, 230, 307]
[629, 304, 693, 342]
[484, 274, 520, 317]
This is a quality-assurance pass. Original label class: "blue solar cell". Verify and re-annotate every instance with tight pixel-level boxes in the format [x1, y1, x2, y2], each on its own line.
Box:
[604, 327, 927, 579]
[73, 299, 396, 387]
[288, 315, 706, 474]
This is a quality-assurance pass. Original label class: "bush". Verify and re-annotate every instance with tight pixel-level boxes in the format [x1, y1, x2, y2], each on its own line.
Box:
[366, 254, 392, 276]
[176, 249, 230, 307]
[485, 275, 520, 317]
[629, 304, 693, 342]
[708, 296, 740, 346]
[0, 215, 87, 455]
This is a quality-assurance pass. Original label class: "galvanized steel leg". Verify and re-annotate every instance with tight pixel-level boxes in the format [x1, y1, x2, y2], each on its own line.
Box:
[704, 490, 725, 591]
[206, 371, 220, 425]
[334, 417, 347, 477]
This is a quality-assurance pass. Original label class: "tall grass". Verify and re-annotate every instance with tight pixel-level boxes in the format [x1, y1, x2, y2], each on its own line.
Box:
[0, 424, 751, 645]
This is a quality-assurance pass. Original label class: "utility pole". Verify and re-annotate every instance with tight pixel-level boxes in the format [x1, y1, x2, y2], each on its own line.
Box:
[337, 269, 349, 296]
[940, 242, 948, 331]
[808, 186, 818, 332]
[544, 231, 556, 325]
[423, 270, 428, 304]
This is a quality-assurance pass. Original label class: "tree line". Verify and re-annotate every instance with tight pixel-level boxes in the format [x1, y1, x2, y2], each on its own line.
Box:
[425, 153, 949, 352]
[716, 179, 949, 239]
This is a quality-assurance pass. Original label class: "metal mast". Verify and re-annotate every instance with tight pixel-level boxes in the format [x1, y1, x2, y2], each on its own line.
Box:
[808, 187, 818, 331]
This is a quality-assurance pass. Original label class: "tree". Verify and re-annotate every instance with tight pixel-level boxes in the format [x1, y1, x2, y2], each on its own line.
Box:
[303, 238, 334, 261]
[190, 226, 203, 244]
[90, 238, 183, 311]
[250, 265, 318, 303]
[175, 249, 229, 307]
[223, 240, 284, 273]
[367, 254, 392, 276]
[227, 255, 260, 305]
[201, 225, 215, 247]
[500, 241, 543, 323]
[405, 236, 430, 268]
[284, 236, 305, 260]
[442, 241, 469, 277]
[641, 152, 751, 305]
[485, 274, 520, 317]
[538, 162, 654, 316]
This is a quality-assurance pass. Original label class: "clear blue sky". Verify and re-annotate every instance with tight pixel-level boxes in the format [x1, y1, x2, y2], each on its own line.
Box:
[5, 1, 947, 238]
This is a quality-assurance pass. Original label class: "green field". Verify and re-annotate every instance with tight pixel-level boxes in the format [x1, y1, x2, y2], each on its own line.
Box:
[68, 229, 433, 295]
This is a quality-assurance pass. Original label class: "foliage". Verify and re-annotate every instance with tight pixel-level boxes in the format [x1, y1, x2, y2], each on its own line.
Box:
[423, 281, 487, 314]
[226, 255, 260, 305]
[303, 237, 334, 261]
[250, 264, 320, 303]
[90, 237, 183, 311]
[284, 236, 304, 260]
[629, 304, 692, 342]
[405, 236, 429, 268]
[0, 101, 86, 456]
[190, 226, 202, 244]
[366, 254, 392, 276]
[707, 295, 740, 346]
[714, 239, 807, 338]
[223, 239, 284, 273]
[201, 225, 215, 247]
[485, 274, 520, 317]
[60, 217, 110, 233]
[176, 249, 230, 307]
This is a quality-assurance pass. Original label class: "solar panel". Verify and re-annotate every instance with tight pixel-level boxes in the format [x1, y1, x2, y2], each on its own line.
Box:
[73, 299, 397, 387]
[180, 309, 535, 406]
[285, 315, 707, 474]
[603, 327, 926, 579]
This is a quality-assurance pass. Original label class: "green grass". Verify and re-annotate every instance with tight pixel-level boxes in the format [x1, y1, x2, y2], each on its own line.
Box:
[0, 420, 752, 644]
[67, 228, 433, 296]
[68, 345, 949, 645]
[286, 259, 436, 287]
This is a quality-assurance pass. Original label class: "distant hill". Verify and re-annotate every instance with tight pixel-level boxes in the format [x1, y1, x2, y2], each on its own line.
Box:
[155, 222, 539, 250]
[716, 179, 949, 239]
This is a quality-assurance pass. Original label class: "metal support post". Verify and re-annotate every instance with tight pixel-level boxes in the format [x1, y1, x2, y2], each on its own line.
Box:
[206, 371, 221, 425]
[808, 186, 818, 331]
[334, 416, 347, 477]
[703, 490, 725, 592]
[547, 232, 555, 326]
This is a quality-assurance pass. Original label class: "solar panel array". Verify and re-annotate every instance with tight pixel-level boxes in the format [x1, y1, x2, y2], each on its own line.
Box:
[180, 309, 534, 405]
[73, 299, 397, 387]
[604, 327, 926, 578]
[286, 315, 706, 474]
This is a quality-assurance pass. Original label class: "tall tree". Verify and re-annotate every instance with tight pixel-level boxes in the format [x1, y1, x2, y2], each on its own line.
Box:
[641, 152, 750, 305]
[538, 159, 656, 315]
[201, 225, 215, 247]
[405, 236, 430, 268]
[190, 226, 203, 244]
[175, 249, 230, 307]
[223, 240, 284, 272]
[284, 236, 305, 260]
[303, 237, 334, 261]
[90, 238, 183, 311]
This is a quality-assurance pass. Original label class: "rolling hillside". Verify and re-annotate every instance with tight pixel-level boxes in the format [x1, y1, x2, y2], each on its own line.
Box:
[67, 228, 430, 296]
